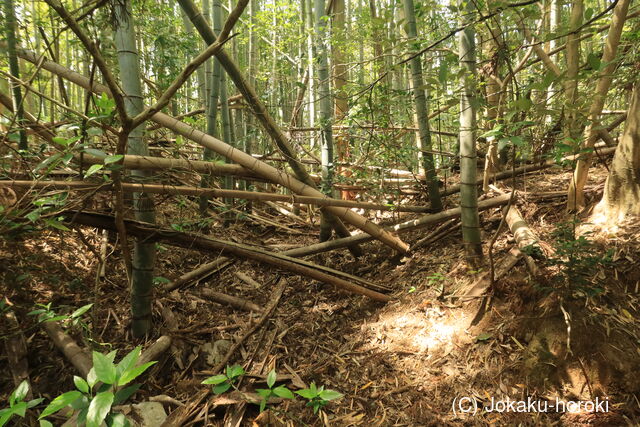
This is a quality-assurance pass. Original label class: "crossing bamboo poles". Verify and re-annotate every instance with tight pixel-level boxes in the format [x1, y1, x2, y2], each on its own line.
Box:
[5, 44, 409, 253]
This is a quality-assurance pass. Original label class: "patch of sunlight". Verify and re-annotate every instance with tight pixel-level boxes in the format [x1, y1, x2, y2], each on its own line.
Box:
[366, 305, 470, 354]
[412, 311, 468, 352]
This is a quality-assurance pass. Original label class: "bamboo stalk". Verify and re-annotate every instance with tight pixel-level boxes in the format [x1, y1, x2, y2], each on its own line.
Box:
[0, 180, 433, 212]
[282, 194, 512, 257]
[6, 44, 408, 253]
[63, 211, 392, 302]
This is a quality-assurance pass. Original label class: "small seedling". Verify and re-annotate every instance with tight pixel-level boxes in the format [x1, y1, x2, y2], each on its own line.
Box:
[202, 365, 245, 394]
[295, 382, 343, 414]
[255, 369, 295, 412]
[28, 303, 93, 327]
[0, 381, 44, 427]
[39, 347, 156, 427]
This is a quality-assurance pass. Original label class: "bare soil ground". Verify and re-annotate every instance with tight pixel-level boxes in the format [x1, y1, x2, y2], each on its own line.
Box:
[2, 165, 640, 426]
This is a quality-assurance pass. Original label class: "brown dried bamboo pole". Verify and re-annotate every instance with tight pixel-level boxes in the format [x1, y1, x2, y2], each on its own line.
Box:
[78, 154, 259, 179]
[440, 146, 618, 197]
[7, 45, 407, 253]
[64, 211, 392, 302]
[42, 321, 92, 377]
[165, 258, 233, 292]
[177, 0, 365, 255]
[198, 289, 263, 313]
[0, 180, 433, 213]
[282, 194, 512, 257]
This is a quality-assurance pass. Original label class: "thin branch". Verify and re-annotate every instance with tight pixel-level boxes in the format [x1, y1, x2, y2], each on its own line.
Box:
[129, 0, 248, 128]
[44, 0, 128, 123]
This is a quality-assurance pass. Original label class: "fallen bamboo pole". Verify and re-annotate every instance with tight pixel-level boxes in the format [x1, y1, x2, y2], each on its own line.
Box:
[63, 211, 392, 302]
[440, 146, 618, 197]
[198, 289, 263, 313]
[78, 153, 260, 180]
[6, 45, 408, 254]
[282, 194, 512, 257]
[0, 180, 433, 213]
[42, 321, 92, 377]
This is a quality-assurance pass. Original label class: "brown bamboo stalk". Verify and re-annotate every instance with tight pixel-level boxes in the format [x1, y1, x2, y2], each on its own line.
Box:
[63, 211, 392, 302]
[198, 289, 263, 313]
[6, 45, 408, 253]
[282, 193, 512, 257]
[1, 180, 433, 213]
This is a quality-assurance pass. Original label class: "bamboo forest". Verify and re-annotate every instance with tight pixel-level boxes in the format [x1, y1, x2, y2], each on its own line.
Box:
[1, 0, 640, 424]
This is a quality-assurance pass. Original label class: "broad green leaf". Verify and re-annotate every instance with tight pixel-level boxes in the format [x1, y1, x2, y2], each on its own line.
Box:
[0, 409, 15, 427]
[10, 402, 27, 418]
[39, 420, 54, 427]
[295, 389, 317, 399]
[266, 369, 277, 389]
[108, 412, 130, 427]
[85, 164, 103, 178]
[113, 384, 140, 406]
[39, 390, 82, 419]
[10, 380, 29, 404]
[33, 153, 62, 174]
[27, 398, 44, 409]
[319, 389, 343, 401]
[44, 218, 70, 231]
[42, 315, 68, 323]
[227, 365, 244, 379]
[74, 376, 89, 393]
[117, 361, 156, 386]
[104, 155, 123, 165]
[71, 304, 93, 319]
[273, 386, 294, 399]
[116, 347, 141, 377]
[84, 148, 107, 158]
[255, 389, 271, 398]
[77, 408, 88, 425]
[70, 394, 89, 410]
[201, 374, 227, 385]
[259, 399, 266, 413]
[106, 350, 118, 364]
[212, 383, 231, 395]
[93, 352, 117, 384]
[86, 392, 114, 427]
[87, 368, 98, 389]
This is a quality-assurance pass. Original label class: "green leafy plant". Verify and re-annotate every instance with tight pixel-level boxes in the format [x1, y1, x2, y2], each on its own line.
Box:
[295, 382, 343, 415]
[39, 347, 156, 427]
[28, 303, 93, 326]
[545, 220, 612, 298]
[0, 381, 44, 427]
[201, 365, 245, 394]
[255, 369, 294, 412]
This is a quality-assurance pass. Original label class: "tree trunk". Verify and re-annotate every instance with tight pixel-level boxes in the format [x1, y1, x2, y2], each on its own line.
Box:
[403, 0, 443, 212]
[114, 0, 156, 338]
[315, 0, 334, 241]
[566, 0, 630, 211]
[3, 0, 28, 150]
[199, 0, 224, 214]
[593, 83, 640, 222]
[332, 0, 354, 200]
[564, 0, 583, 142]
[458, 0, 483, 265]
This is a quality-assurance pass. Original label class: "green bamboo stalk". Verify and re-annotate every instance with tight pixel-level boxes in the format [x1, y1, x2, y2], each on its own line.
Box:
[114, 0, 156, 338]
[458, 0, 483, 265]
[3, 0, 28, 150]
[403, 0, 443, 212]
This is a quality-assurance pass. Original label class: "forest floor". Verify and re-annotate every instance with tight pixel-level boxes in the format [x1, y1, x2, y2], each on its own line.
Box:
[2, 164, 640, 426]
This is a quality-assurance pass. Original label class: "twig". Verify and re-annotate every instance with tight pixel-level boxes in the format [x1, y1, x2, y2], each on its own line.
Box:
[209, 278, 286, 374]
